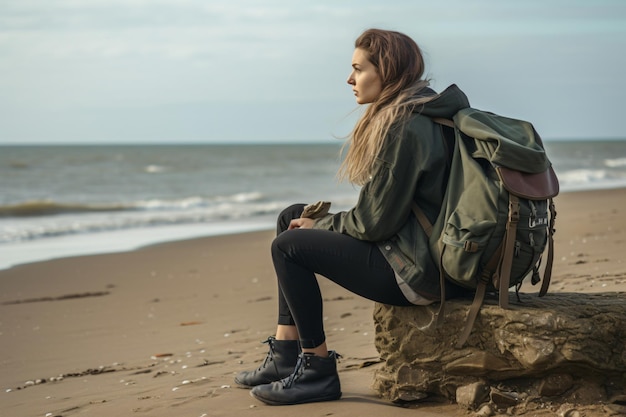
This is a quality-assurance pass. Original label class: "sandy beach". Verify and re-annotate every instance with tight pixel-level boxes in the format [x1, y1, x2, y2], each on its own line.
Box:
[1, 188, 625, 417]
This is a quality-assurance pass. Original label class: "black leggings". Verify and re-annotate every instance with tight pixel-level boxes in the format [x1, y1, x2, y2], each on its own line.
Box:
[272, 204, 412, 349]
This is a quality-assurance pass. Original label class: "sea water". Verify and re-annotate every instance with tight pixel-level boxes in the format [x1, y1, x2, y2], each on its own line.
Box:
[1, 140, 625, 270]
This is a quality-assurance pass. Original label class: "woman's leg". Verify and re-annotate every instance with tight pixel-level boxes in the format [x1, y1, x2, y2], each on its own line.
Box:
[250, 227, 411, 405]
[272, 227, 412, 353]
[234, 204, 307, 388]
[274, 204, 306, 343]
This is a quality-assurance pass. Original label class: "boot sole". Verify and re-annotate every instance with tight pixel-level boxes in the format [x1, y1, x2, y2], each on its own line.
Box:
[250, 390, 342, 405]
[234, 376, 292, 389]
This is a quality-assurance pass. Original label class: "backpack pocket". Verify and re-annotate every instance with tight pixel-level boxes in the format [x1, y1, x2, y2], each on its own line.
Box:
[440, 209, 497, 288]
[510, 238, 544, 286]
[510, 199, 549, 285]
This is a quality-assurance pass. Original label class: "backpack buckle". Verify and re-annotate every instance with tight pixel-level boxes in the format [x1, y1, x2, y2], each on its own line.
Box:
[508, 196, 520, 224]
[464, 241, 479, 252]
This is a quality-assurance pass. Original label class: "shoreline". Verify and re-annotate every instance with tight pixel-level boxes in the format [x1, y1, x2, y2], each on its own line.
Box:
[2, 186, 625, 272]
[0, 219, 275, 271]
[1, 187, 625, 416]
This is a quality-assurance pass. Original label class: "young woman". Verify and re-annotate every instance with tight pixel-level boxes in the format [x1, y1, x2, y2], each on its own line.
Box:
[235, 28, 470, 405]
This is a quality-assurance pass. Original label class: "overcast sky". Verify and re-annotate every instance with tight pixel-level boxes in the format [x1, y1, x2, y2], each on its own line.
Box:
[1, 0, 624, 144]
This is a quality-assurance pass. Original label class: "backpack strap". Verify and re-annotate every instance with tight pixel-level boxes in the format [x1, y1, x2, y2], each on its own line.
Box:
[411, 202, 449, 327]
[496, 194, 520, 309]
[456, 278, 487, 348]
[456, 240, 503, 348]
[436, 248, 447, 327]
[411, 202, 433, 238]
[431, 117, 455, 129]
[539, 198, 557, 296]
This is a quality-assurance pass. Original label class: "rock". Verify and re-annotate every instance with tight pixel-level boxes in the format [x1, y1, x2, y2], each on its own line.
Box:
[489, 387, 522, 407]
[557, 404, 581, 417]
[538, 373, 574, 396]
[456, 381, 490, 409]
[475, 403, 494, 417]
[372, 292, 626, 412]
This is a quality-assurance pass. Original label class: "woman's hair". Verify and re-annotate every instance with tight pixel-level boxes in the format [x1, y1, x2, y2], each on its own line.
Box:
[340, 28, 434, 185]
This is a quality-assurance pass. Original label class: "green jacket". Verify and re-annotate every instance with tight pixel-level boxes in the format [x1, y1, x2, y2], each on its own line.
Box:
[313, 84, 470, 299]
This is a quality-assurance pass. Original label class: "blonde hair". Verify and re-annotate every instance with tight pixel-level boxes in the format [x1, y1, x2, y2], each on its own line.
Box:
[340, 29, 435, 185]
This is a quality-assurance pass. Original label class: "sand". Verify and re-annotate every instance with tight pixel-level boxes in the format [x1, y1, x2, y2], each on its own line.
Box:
[1, 188, 625, 417]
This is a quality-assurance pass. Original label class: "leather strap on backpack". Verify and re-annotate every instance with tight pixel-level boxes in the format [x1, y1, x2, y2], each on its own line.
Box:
[455, 240, 503, 348]
[436, 248, 447, 327]
[411, 202, 448, 327]
[456, 277, 487, 349]
[411, 202, 433, 238]
[431, 117, 455, 129]
[540, 198, 557, 296]
[496, 194, 520, 309]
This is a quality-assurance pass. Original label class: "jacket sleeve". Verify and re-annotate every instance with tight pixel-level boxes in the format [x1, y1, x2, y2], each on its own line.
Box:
[313, 121, 431, 241]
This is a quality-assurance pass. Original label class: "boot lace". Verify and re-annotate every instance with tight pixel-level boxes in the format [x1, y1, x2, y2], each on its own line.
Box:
[282, 354, 306, 388]
[257, 336, 280, 375]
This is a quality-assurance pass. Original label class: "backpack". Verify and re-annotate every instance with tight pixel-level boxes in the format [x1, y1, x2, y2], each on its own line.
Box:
[412, 108, 559, 348]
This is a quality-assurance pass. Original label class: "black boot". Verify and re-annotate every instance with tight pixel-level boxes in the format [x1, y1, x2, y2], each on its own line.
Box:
[250, 351, 342, 405]
[234, 336, 300, 388]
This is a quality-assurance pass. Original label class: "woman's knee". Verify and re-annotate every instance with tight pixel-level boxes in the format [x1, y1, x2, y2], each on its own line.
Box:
[271, 229, 312, 272]
[271, 229, 296, 259]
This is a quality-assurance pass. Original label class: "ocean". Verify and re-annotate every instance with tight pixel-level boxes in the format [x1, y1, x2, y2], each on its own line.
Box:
[1, 140, 625, 270]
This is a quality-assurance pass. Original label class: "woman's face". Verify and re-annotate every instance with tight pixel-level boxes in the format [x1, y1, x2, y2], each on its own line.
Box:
[347, 48, 382, 104]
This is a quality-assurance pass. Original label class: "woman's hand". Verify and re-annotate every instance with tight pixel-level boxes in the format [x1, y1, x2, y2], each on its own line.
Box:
[288, 217, 316, 230]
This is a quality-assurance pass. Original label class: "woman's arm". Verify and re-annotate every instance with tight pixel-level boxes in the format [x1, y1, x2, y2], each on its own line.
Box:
[314, 121, 434, 241]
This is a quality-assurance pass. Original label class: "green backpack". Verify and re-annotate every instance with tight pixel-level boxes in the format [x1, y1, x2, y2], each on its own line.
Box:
[413, 108, 560, 348]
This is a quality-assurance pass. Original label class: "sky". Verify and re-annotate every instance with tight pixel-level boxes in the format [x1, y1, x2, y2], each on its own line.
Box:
[1, 0, 625, 145]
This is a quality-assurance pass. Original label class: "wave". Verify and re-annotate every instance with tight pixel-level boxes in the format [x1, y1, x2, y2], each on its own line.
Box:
[0, 205, 282, 244]
[0, 190, 362, 244]
[557, 169, 626, 191]
[0, 191, 284, 244]
[144, 164, 168, 173]
[605, 157, 626, 168]
[0, 200, 130, 217]
[0, 192, 266, 218]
